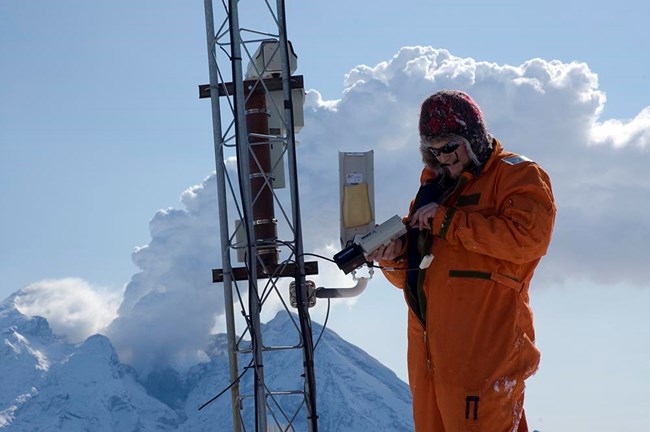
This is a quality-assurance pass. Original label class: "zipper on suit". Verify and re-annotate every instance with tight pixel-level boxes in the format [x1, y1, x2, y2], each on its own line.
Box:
[423, 330, 431, 369]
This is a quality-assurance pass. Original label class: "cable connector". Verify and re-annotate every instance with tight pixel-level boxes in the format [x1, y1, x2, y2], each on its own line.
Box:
[333, 215, 406, 274]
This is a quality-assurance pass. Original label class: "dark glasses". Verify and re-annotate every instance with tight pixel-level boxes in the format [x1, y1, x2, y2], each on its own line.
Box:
[427, 140, 461, 157]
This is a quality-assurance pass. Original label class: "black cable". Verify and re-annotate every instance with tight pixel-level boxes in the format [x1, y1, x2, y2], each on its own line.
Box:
[198, 358, 255, 411]
[313, 298, 331, 350]
[300, 252, 336, 263]
[367, 262, 421, 272]
[301, 252, 420, 272]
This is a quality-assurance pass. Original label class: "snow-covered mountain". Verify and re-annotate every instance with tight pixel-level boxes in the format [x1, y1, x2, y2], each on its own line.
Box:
[0, 293, 414, 431]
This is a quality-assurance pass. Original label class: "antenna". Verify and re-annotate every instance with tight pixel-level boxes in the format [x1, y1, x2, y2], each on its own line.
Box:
[201, 0, 318, 431]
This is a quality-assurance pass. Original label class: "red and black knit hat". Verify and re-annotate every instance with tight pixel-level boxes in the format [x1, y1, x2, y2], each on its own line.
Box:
[419, 90, 492, 165]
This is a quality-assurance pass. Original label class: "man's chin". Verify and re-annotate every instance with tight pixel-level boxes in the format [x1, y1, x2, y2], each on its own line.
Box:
[442, 159, 469, 179]
[443, 165, 462, 179]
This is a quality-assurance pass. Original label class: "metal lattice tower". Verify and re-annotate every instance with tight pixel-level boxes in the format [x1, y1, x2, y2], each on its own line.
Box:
[201, 0, 318, 430]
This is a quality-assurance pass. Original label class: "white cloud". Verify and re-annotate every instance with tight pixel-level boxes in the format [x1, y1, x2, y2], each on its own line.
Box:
[100, 45, 650, 375]
[590, 106, 650, 148]
[13, 278, 121, 343]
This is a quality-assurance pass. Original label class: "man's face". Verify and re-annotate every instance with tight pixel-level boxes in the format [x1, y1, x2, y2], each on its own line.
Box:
[426, 136, 472, 179]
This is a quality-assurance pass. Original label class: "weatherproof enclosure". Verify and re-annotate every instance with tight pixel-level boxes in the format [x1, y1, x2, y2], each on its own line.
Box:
[339, 151, 375, 248]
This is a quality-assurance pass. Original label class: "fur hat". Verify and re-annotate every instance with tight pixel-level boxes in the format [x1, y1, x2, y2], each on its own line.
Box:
[419, 90, 492, 165]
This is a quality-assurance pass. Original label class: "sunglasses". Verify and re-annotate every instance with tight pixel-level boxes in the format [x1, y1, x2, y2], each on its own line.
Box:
[427, 140, 461, 157]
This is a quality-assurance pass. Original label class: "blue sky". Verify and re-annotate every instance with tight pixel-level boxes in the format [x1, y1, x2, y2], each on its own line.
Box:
[2, 1, 650, 431]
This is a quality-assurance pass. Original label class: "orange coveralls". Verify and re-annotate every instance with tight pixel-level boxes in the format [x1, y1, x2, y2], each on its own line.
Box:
[382, 140, 556, 431]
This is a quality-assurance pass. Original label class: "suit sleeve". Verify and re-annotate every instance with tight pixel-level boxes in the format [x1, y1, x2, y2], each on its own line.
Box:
[430, 162, 556, 264]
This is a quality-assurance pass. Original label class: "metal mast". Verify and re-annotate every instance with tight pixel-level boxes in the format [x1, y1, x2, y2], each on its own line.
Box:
[201, 0, 319, 430]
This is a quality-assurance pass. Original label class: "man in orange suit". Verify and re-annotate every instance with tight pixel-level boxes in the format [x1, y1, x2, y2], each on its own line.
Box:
[369, 90, 556, 431]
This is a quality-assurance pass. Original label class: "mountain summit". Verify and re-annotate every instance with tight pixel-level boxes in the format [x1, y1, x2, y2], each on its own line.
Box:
[1, 294, 413, 431]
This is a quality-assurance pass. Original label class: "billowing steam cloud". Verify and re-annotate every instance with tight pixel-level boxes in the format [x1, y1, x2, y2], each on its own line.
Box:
[104, 175, 223, 373]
